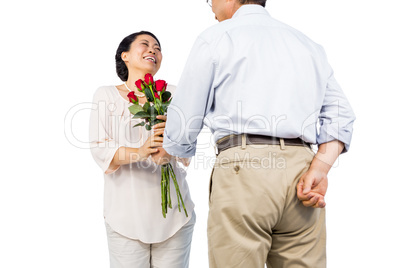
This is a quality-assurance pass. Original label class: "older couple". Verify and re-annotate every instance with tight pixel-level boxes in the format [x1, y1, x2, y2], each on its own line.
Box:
[90, 1, 355, 267]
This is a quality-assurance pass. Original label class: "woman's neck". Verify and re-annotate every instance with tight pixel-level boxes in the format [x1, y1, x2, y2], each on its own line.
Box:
[125, 70, 154, 90]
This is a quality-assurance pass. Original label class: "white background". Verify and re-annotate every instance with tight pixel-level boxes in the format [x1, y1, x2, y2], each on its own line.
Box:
[1, 0, 401, 267]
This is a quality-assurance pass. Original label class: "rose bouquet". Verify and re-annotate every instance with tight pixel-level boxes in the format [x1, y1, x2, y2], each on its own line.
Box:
[127, 73, 188, 218]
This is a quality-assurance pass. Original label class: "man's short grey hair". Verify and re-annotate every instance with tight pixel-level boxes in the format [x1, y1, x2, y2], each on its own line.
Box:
[238, 0, 266, 7]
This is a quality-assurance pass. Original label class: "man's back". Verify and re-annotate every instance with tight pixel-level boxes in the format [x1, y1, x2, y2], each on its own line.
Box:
[164, 3, 355, 267]
[167, 4, 354, 155]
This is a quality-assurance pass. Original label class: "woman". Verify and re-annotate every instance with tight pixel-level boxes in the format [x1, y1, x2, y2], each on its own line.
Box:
[89, 31, 195, 268]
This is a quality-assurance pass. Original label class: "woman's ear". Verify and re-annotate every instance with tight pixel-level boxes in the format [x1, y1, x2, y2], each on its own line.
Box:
[121, 51, 128, 62]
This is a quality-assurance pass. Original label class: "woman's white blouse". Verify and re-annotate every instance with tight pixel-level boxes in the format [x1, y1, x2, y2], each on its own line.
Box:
[89, 85, 194, 243]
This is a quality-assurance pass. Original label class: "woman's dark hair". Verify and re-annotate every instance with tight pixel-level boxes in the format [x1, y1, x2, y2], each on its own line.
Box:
[115, 31, 161, 81]
[238, 0, 266, 7]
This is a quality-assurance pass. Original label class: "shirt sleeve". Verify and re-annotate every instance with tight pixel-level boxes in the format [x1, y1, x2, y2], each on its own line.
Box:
[316, 50, 356, 153]
[163, 37, 215, 157]
[89, 87, 123, 174]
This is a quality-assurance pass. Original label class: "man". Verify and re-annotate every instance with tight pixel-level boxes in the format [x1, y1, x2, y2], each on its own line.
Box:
[162, 0, 355, 267]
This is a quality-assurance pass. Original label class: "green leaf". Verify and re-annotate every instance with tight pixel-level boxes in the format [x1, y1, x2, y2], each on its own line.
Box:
[149, 120, 157, 127]
[128, 103, 144, 115]
[163, 99, 172, 108]
[149, 106, 159, 117]
[154, 98, 161, 111]
[143, 102, 150, 112]
[133, 121, 145, 128]
[161, 103, 170, 111]
[161, 91, 171, 102]
[133, 111, 151, 119]
[155, 98, 162, 106]
[145, 124, 152, 131]
[144, 87, 154, 102]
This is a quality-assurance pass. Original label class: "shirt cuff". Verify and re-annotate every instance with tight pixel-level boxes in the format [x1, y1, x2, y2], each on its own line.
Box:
[163, 133, 197, 158]
[317, 124, 353, 153]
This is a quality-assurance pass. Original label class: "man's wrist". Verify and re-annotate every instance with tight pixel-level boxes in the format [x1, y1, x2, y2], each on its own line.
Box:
[310, 156, 332, 174]
[311, 140, 345, 174]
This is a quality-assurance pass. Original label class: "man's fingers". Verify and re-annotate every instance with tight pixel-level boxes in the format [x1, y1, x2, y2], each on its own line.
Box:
[303, 195, 326, 208]
[302, 195, 319, 207]
[312, 201, 326, 208]
[298, 193, 312, 201]
[297, 179, 313, 201]
[297, 182, 310, 201]
[302, 178, 313, 194]
[316, 198, 326, 208]
[298, 170, 327, 208]
[296, 177, 304, 194]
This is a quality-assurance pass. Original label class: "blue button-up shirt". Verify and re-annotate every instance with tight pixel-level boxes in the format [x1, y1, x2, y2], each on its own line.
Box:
[163, 5, 355, 158]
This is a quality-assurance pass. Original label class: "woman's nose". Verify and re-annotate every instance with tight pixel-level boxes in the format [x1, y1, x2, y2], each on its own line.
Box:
[148, 50, 156, 55]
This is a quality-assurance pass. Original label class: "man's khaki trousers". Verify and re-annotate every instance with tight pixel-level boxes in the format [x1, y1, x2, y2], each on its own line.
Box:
[208, 141, 326, 268]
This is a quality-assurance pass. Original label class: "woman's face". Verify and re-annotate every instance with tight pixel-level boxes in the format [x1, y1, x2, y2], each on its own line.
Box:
[122, 34, 162, 76]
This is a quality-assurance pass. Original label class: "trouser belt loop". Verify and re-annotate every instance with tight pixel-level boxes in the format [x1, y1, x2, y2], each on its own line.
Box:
[241, 134, 247, 150]
[280, 138, 285, 150]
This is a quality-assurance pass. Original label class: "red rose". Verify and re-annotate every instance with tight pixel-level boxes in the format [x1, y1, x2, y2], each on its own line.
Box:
[154, 91, 160, 100]
[144, 73, 154, 85]
[155, 80, 167, 92]
[135, 79, 144, 92]
[127, 91, 138, 103]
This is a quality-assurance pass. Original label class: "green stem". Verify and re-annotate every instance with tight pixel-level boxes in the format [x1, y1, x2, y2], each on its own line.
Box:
[149, 85, 162, 115]
[165, 165, 172, 209]
[164, 166, 168, 215]
[168, 163, 188, 217]
[161, 165, 166, 218]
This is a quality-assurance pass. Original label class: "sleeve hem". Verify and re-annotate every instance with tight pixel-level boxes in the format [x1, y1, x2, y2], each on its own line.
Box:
[102, 143, 124, 174]
[317, 133, 350, 154]
[163, 134, 196, 158]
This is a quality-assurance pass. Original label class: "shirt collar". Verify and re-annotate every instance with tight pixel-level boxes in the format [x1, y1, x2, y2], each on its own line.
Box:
[232, 4, 270, 19]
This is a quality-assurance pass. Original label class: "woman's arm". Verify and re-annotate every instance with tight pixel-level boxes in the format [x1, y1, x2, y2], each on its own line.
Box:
[110, 129, 165, 168]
